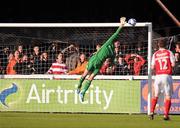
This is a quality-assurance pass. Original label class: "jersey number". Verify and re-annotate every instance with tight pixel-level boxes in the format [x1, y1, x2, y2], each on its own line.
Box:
[158, 59, 168, 70]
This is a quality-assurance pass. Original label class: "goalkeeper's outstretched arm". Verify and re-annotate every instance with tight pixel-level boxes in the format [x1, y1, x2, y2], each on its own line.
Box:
[110, 17, 126, 38]
[101, 17, 127, 48]
[114, 17, 126, 35]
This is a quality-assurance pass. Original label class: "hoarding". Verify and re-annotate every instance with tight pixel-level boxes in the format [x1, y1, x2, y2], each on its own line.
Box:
[0, 79, 140, 113]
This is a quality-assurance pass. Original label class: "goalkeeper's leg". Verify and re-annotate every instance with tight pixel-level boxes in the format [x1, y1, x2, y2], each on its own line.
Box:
[78, 69, 89, 89]
[77, 59, 94, 93]
[80, 69, 99, 101]
[77, 69, 89, 94]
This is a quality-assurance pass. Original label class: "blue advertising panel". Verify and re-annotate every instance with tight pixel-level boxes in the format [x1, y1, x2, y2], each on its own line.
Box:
[141, 80, 180, 114]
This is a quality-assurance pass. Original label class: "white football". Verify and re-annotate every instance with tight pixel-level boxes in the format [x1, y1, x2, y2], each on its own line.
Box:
[128, 18, 136, 26]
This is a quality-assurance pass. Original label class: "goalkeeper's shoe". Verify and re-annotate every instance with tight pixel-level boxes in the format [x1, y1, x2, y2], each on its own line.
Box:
[76, 88, 81, 94]
[163, 115, 170, 121]
[149, 113, 154, 120]
[79, 92, 84, 102]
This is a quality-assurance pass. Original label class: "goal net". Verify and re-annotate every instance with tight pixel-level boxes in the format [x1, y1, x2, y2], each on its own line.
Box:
[0, 23, 155, 114]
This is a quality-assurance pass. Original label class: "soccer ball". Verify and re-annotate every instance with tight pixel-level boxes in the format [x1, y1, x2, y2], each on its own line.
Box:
[128, 18, 136, 26]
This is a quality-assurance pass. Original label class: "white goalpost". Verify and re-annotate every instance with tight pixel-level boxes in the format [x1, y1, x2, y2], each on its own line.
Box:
[147, 23, 152, 115]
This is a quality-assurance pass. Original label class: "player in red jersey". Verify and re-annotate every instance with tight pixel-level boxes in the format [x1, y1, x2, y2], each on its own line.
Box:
[149, 39, 175, 121]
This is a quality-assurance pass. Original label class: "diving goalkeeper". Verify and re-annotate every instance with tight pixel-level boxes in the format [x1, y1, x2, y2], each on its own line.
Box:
[77, 17, 127, 102]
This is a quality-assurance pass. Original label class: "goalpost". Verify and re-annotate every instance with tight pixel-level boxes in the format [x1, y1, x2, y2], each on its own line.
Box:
[0, 22, 153, 114]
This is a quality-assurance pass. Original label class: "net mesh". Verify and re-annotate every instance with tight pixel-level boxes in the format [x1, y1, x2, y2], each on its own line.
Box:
[0, 27, 149, 75]
[0, 25, 148, 113]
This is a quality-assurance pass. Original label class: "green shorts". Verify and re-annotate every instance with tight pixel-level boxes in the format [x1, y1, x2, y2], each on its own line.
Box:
[86, 55, 103, 75]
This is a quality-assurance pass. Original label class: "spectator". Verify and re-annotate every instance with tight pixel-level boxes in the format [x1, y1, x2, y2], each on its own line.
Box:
[48, 41, 61, 63]
[47, 53, 67, 74]
[115, 41, 122, 54]
[121, 44, 128, 55]
[175, 42, 180, 53]
[114, 41, 123, 63]
[100, 58, 115, 75]
[0, 47, 10, 74]
[96, 43, 101, 51]
[38, 51, 50, 74]
[31, 46, 41, 73]
[136, 44, 148, 75]
[68, 53, 88, 75]
[136, 43, 146, 57]
[6, 51, 20, 74]
[115, 55, 129, 75]
[94, 43, 101, 54]
[8, 53, 14, 62]
[174, 52, 180, 75]
[115, 47, 121, 56]
[62, 44, 79, 71]
[125, 53, 146, 75]
[31, 46, 41, 63]
[14, 55, 33, 74]
[17, 45, 24, 59]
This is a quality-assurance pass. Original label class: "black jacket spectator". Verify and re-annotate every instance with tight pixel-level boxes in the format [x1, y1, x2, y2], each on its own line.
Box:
[35, 52, 50, 74]
[14, 55, 33, 75]
[48, 42, 61, 64]
[30, 46, 41, 74]
[0, 47, 10, 74]
[14, 61, 33, 75]
[115, 56, 129, 75]
[174, 52, 180, 75]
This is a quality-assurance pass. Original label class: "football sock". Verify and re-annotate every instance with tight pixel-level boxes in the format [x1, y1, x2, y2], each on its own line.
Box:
[78, 77, 85, 89]
[81, 80, 91, 95]
[151, 97, 158, 113]
[164, 99, 171, 117]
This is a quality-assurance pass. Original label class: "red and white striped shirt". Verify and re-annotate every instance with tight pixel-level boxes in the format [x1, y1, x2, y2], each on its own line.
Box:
[48, 62, 67, 74]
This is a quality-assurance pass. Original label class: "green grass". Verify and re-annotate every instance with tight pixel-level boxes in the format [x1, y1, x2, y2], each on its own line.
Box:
[0, 112, 180, 128]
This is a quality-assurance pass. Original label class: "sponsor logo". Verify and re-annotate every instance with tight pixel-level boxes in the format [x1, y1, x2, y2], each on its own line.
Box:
[156, 52, 168, 57]
[26, 84, 113, 110]
[0, 83, 18, 107]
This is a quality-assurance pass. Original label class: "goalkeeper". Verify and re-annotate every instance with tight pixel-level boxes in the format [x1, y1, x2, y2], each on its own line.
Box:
[77, 17, 127, 102]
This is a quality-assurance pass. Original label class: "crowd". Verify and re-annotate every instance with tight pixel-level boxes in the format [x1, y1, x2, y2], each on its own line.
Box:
[0, 41, 179, 75]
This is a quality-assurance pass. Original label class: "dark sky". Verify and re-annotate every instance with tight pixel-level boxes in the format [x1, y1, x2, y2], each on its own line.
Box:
[0, 0, 179, 28]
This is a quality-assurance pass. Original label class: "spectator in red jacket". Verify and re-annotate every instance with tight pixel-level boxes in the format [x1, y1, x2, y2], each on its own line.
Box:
[100, 58, 115, 75]
[125, 53, 146, 75]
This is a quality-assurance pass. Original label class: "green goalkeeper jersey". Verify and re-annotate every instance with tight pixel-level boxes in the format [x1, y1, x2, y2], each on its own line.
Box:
[95, 27, 121, 63]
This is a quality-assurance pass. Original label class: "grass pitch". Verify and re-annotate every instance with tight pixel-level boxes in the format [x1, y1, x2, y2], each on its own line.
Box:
[0, 112, 180, 128]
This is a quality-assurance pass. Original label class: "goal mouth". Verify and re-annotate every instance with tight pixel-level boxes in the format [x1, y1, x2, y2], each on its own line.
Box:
[0, 23, 153, 114]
